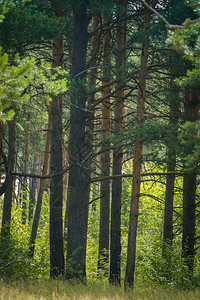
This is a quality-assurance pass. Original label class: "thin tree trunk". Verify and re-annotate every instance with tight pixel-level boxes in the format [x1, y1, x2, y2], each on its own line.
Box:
[63, 141, 69, 243]
[110, 1, 126, 285]
[0, 122, 4, 183]
[22, 114, 31, 224]
[124, 2, 157, 289]
[1, 112, 16, 244]
[66, 6, 90, 280]
[182, 91, 199, 273]
[28, 151, 41, 221]
[63, 142, 69, 199]
[98, 21, 111, 275]
[49, 16, 64, 277]
[28, 120, 50, 259]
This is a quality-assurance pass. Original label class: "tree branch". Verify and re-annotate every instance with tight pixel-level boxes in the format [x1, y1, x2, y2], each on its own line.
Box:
[91, 171, 200, 183]
[139, 0, 200, 29]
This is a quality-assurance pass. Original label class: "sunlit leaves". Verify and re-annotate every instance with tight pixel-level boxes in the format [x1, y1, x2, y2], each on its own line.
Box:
[0, 49, 34, 122]
[0, 49, 68, 122]
[168, 21, 200, 88]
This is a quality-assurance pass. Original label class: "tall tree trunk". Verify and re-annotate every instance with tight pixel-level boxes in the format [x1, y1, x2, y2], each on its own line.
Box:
[182, 91, 199, 273]
[28, 120, 50, 259]
[163, 152, 176, 251]
[63, 141, 69, 244]
[98, 20, 111, 276]
[110, 1, 126, 285]
[66, 6, 90, 280]
[1, 113, 16, 244]
[162, 80, 179, 258]
[0, 122, 4, 183]
[124, 2, 157, 289]
[49, 20, 64, 277]
[86, 15, 100, 213]
[29, 151, 41, 221]
[22, 114, 31, 224]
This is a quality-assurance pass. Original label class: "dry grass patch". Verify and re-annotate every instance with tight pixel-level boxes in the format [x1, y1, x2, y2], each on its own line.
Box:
[0, 280, 200, 299]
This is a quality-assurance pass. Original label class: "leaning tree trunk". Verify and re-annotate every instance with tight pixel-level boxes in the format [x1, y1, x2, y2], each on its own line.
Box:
[110, 1, 126, 285]
[182, 91, 199, 273]
[98, 20, 111, 276]
[1, 112, 16, 244]
[28, 119, 51, 259]
[124, 1, 157, 289]
[66, 6, 90, 280]
[22, 114, 31, 224]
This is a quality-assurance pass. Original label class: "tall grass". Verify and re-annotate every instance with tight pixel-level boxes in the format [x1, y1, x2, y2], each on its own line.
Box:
[0, 280, 200, 300]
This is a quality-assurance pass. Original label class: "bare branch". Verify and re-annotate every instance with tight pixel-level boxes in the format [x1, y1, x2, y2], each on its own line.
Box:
[91, 171, 200, 183]
[139, 0, 200, 29]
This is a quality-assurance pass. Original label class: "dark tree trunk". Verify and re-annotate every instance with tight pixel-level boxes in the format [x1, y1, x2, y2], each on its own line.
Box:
[182, 91, 199, 273]
[163, 155, 176, 249]
[29, 151, 40, 221]
[124, 1, 157, 289]
[162, 82, 179, 257]
[110, 2, 126, 285]
[22, 114, 31, 224]
[28, 120, 50, 259]
[63, 141, 69, 244]
[1, 113, 16, 243]
[49, 8, 65, 276]
[66, 7, 90, 280]
[182, 174, 196, 272]
[0, 122, 3, 183]
[98, 21, 111, 276]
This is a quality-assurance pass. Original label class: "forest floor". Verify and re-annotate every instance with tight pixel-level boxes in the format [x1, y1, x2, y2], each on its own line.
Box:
[0, 280, 200, 299]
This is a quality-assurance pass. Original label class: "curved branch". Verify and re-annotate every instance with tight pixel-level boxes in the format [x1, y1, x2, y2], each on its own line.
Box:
[140, 0, 200, 29]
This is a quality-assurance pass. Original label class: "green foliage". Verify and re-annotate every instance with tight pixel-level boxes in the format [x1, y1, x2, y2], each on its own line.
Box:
[177, 121, 200, 170]
[168, 10, 200, 89]
[0, 191, 50, 280]
[0, 49, 34, 122]
[86, 164, 200, 289]
[187, 0, 200, 12]
[0, 49, 68, 122]
[0, 1, 64, 55]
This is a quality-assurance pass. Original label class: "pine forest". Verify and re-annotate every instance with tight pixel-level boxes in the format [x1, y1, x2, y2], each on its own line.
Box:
[0, 0, 200, 298]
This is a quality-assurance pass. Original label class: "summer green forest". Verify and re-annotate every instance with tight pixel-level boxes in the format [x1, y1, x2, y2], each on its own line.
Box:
[0, 0, 200, 298]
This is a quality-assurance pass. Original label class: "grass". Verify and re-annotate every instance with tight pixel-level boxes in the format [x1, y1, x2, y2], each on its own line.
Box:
[0, 280, 200, 300]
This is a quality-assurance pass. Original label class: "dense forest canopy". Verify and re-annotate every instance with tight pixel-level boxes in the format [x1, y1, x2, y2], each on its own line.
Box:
[0, 0, 200, 291]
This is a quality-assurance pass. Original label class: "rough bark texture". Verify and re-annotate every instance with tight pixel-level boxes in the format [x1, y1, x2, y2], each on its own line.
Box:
[98, 21, 111, 275]
[66, 7, 90, 280]
[63, 141, 69, 243]
[110, 2, 126, 285]
[124, 2, 157, 289]
[86, 15, 100, 215]
[29, 151, 40, 221]
[162, 82, 179, 256]
[163, 155, 176, 248]
[182, 91, 199, 273]
[1, 114, 16, 242]
[22, 114, 31, 224]
[28, 120, 50, 259]
[49, 8, 64, 276]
